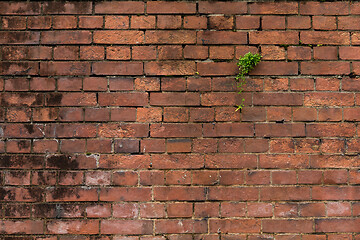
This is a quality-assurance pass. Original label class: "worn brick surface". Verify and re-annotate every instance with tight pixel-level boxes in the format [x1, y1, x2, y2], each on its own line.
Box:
[0, 0, 359, 238]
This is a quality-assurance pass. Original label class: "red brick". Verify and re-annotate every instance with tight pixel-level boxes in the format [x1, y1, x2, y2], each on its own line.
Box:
[104, 16, 129, 29]
[261, 187, 310, 201]
[28, 16, 51, 29]
[1, 46, 51, 60]
[288, 46, 311, 60]
[130, 15, 155, 29]
[54, 46, 79, 60]
[94, 30, 143, 44]
[53, 16, 77, 29]
[146, 30, 195, 44]
[151, 92, 199, 106]
[153, 154, 203, 169]
[327, 202, 351, 217]
[221, 202, 246, 217]
[156, 219, 206, 234]
[98, 93, 147, 106]
[218, 138, 244, 153]
[40, 62, 90, 76]
[215, 107, 240, 122]
[209, 219, 260, 233]
[140, 203, 165, 218]
[95, 2, 144, 14]
[236, 16, 260, 30]
[147, 1, 195, 14]
[287, 16, 311, 29]
[100, 187, 151, 202]
[161, 78, 186, 91]
[140, 170, 165, 185]
[0, 62, 39, 75]
[167, 139, 192, 153]
[340, 46, 360, 60]
[79, 16, 103, 29]
[184, 16, 207, 29]
[302, 62, 350, 75]
[167, 203, 192, 218]
[247, 202, 273, 217]
[315, 219, 360, 233]
[163, 107, 189, 122]
[33, 139, 58, 153]
[313, 46, 338, 60]
[199, 2, 247, 14]
[260, 154, 308, 169]
[262, 16, 285, 30]
[272, 170, 297, 185]
[83, 77, 107, 91]
[251, 62, 298, 76]
[262, 46, 286, 60]
[203, 123, 254, 137]
[313, 16, 336, 30]
[0, 220, 43, 234]
[87, 139, 112, 153]
[250, 31, 298, 44]
[311, 155, 359, 169]
[154, 186, 206, 201]
[197, 62, 238, 76]
[198, 31, 247, 45]
[5, 78, 29, 91]
[192, 139, 217, 153]
[300, 1, 349, 15]
[157, 15, 182, 29]
[145, 61, 195, 75]
[41, 31, 91, 44]
[5, 170, 30, 185]
[99, 155, 150, 169]
[132, 46, 157, 60]
[113, 171, 138, 186]
[158, 46, 182, 60]
[210, 46, 234, 60]
[93, 62, 142, 75]
[318, 108, 342, 121]
[263, 220, 313, 233]
[305, 93, 353, 106]
[86, 204, 111, 218]
[205, 154, 256, 169]
[166, 170, 191, 185]
[101, 220, 152, 234]
[301, 31, 350, 45]
[80, 46, 104, 60]
[98, 123, 148, 137]
[209, 16, 233, 30]
[193, 170, 219, 185]
[43, 2, 91, 14]
[298, 170, 322, 184]
[137, 107, 162, 122]
[0, 31, 40, 45]
[2, 16, 26, 30]
[0, 2, 41, 15]
[290, 78, 314, 91]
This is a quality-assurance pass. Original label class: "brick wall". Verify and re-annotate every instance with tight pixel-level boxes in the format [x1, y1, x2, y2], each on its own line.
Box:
[0, 1, 360, 238]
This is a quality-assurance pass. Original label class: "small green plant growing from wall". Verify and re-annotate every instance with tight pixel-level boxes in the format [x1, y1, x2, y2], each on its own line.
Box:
[235, 52, 262, 111]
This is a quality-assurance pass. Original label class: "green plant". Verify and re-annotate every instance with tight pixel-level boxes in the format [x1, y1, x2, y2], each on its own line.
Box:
[235, 52, 261, 111]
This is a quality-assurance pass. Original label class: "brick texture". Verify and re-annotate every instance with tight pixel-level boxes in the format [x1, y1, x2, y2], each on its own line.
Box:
[0, 1, 359, 238]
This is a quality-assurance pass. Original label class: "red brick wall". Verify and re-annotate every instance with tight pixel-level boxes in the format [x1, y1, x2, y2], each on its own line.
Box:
[0, 1, 360, 238]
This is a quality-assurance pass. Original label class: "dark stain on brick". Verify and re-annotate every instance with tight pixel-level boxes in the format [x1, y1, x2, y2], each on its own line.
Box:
[46, 93, 63, 106]
[0, 188, 15, 201]
[51, 187, 79, 200]
[24, 124, 34, 134]
[46, 155, 79, 169]
[17, 140, 30, 149]
[0, 155, 43, 169]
